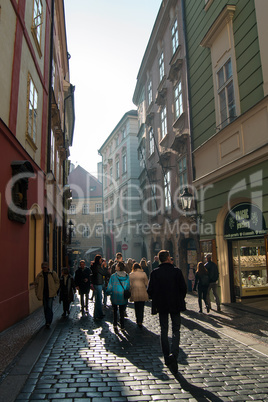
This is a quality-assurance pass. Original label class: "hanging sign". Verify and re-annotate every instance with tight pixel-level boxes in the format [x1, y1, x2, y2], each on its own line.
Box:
[224, 203, 266, 239]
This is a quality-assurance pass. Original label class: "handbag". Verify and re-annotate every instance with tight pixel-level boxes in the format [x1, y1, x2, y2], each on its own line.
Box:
[117, 276, 131, 299]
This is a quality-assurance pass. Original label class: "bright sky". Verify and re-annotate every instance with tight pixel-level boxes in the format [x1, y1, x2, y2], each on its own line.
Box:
[64, 0, 162, 177]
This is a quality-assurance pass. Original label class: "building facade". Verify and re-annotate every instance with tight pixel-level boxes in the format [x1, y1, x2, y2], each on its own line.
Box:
[67, 165, 103, 268]
[133, 0, 197, 282]
[0, 1, 74, 332]
[99, 110, 143, 262]
[184, 0, 268, 303]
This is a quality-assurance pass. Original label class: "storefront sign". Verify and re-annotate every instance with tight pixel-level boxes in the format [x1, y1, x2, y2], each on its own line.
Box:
[224, 203, 266, 239]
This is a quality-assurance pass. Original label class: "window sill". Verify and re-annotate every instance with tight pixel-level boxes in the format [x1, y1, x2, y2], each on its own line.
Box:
[26, 134, 38, 151]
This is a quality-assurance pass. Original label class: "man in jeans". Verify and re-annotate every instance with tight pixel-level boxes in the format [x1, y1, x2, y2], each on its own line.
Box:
[147, 250, 187, 374]
[205, 254, 221, 312]
[35, 262, 60, 328]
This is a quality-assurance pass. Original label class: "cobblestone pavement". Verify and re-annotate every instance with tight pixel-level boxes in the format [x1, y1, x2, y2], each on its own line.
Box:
[4, 294, 268, 402]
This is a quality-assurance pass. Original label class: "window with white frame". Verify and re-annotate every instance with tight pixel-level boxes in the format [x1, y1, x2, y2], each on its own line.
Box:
[95, 203, 102, 213]
[82, 226, 90, 238]
[159, 52, 164, 82]
[71, 226, 76, 238]
[32, 0, 43, 48]
[116, 160, 120, 179]
[161, 106, 167, 138]
[95, 226, 102, 238]
[122, 154, 127, 174]
[69, 204, 76, 215]
[50, 130, 55, 172]
[171, 19, 179, 55]
[178, 156, 188, 190]
[82, 204, 89, 215]
[148, 80, 152, 105]
[174, 80, 183, 119]
[164, 171, 171, 210]
[149, 128, 154, 155]
[27, 75, 38, 146]
[122, 127, 126, 139]
[217, 58, 236, 129]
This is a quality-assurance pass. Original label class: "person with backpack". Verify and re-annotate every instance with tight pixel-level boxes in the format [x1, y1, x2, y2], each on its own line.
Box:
[193, 261, 210, 313]
[205, 254, 221, 312]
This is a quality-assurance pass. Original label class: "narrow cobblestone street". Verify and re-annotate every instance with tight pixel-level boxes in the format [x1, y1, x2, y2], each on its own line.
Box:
[1, 294, 267, 402]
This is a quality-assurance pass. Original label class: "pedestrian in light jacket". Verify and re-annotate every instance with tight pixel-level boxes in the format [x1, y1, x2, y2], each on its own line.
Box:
[35, 262, 60, 328]
[129, 262, 149, 328]
[106, 261, 130, 333]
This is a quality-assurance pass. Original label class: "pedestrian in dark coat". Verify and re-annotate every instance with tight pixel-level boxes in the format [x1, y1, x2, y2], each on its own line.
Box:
[74, 260, 92, 315]
[147, 250, 187, 374]
[193, 261, 210, 313]
[59, 267, 76, 317]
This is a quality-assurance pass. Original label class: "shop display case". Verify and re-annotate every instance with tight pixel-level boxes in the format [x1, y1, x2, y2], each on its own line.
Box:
[232, 240, 268, 298]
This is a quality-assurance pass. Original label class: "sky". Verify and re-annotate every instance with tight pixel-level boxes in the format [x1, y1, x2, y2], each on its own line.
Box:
[64, 0, 162, 177]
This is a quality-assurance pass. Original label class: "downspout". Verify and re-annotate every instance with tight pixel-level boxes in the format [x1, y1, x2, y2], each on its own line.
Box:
[44, 0, 55, 262]
[46, 0, 55, 174]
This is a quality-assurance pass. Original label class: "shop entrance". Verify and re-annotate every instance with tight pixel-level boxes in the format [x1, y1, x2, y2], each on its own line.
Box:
[231, 238, 268, 299]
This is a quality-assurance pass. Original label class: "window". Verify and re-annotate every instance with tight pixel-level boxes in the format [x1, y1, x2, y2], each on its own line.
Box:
[122, 154, 127, 174]
[82, 226, 90, 238]
[116, 160, 120, 179]
[69, 204, 76, 215]
[51, 131, 55, 173]
[178, 156, 188, 189]
[161, 106, 167, 138]
[217, 59, 236, 129]
[149, 128, 154, 155]
[164, 171, 171, 210]
[110, 167, 113, 182]
[171, 19, 179, 55]
[159, 52, 164, 82]
[122, 127, 126, 139]
[139, 147, 145, 169]
[82, 204, 89, 215]
[95, 203, 102, 213]
[27, 75, 38, 146]
[148, 80, 152, 105]
[174, 81, 183, 119]
[32, 0, 43, 46]
[95, 226, 102, 238]
[116, 136, 119, 147]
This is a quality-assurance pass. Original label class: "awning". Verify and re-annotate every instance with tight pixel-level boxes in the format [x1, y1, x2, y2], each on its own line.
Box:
[85, 247, 101, 255]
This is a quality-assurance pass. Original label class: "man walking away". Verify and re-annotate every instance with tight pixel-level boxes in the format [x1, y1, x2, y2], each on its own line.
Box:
[205, 254, 221, 312]
[35, 262, 60, 328]
[147, 250, 187, 374]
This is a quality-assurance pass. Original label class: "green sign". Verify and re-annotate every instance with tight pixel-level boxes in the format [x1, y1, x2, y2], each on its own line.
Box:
[224, 203, 266, 239]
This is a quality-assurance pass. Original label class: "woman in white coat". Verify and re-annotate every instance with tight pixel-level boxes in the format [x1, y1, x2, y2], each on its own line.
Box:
[129, 262, 149, 328]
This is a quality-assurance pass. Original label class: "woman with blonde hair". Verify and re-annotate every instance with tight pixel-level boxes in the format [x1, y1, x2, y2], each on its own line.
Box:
[193, 261, 210, 313]
[140, 258, 150, 279]
[125, 258, 133, 274]
[129, 262, 149, 328]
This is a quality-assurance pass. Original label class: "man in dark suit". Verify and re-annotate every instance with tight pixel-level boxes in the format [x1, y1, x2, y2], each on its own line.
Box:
[147, 250, 187, 374]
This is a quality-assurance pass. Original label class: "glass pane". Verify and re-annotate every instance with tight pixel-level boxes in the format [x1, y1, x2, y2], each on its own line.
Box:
[225, 59, 232, 80]
[217, 67, 224, 88]
[227, 81, 236, 120]
[219, 90, 227, 125]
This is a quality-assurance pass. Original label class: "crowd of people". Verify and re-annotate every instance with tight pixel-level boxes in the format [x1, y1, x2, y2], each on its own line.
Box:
[34, 251, 220, 374]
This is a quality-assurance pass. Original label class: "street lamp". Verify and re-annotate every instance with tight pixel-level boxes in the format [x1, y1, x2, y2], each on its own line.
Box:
[180, 187, 194, 212]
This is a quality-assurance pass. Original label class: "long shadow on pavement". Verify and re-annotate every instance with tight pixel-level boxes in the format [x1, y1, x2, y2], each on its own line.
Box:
[175, 372, 224, 402]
